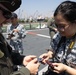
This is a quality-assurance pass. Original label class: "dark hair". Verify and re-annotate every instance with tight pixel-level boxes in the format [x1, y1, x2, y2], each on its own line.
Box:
[54, 1, 76, 23]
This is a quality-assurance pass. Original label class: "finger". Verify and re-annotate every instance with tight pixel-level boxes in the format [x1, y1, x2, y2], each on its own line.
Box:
[39, 53, 47, 58]
[32, 58, 40, 66]
[37, 63, 40, 69]
[53, 66, 60, 73]
[52, 63, 58, 66]
[31, 58, 38, 63]
[53, 70, 59, 74]
[29, 55, 37, 58]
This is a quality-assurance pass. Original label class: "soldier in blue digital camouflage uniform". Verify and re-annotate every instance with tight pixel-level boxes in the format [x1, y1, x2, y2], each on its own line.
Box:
[6, 13, 26, 54]
[40, 1, 76, 75]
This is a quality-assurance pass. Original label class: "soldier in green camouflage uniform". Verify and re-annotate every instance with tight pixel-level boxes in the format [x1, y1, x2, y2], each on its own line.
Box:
[0, 0, 40, 75]
[47, 18, 57, 40]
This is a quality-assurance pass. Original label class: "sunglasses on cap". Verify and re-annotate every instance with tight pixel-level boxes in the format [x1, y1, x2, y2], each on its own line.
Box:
[0, 6, 12, 19]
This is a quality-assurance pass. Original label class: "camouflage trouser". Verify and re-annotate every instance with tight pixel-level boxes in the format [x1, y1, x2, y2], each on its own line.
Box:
[49, 31, 56, 45]
[10, 40, 24, 54]
[50, 31, 56, 39]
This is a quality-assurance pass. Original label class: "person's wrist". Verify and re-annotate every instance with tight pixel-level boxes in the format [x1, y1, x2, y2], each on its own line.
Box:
[63, 64, 68, 72]
[47, 51, 53, 58]
[19, 67, 30, 75]
[26, 65, 31, 73]
[26, 65, 34, 75]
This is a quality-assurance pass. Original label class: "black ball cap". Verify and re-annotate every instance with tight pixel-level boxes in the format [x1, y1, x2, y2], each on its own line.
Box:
[11, 13, 17, 18]
[0, 0, 22, 12]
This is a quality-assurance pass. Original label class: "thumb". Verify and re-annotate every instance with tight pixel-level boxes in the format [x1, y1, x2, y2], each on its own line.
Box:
[31, 58, 38, 63]
[31, 58, 40, 65]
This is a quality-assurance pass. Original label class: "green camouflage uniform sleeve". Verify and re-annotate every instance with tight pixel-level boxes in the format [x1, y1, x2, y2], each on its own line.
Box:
[10, 67, 30, 75]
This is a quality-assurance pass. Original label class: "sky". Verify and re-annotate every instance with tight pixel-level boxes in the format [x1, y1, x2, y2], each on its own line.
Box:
[15, 0, 76, 19]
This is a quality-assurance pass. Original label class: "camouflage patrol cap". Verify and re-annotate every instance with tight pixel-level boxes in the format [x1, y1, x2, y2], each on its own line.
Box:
[0, 0, 22, 12]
